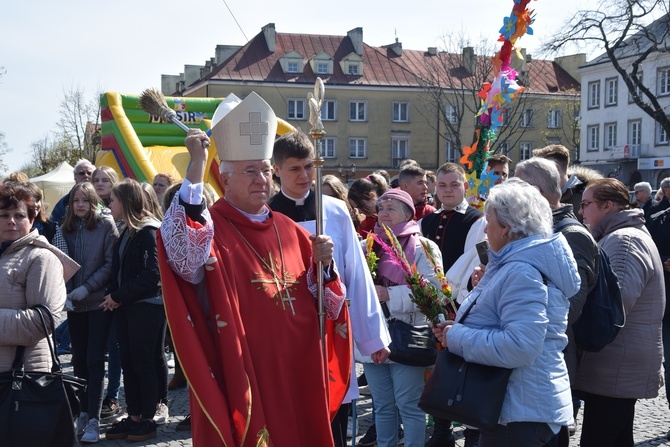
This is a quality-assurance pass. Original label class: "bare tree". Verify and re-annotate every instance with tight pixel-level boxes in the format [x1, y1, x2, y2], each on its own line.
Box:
[541, 0, 670, 137]
[538, 90, 582, 160]
[55, 83, 101, 163]
[0, 132, 10, 173]
[30, 134, 71, 175]
[415, 33, 534, 159]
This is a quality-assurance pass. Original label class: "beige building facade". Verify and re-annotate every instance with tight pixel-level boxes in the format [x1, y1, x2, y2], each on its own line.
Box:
[164, 24, 581, 179]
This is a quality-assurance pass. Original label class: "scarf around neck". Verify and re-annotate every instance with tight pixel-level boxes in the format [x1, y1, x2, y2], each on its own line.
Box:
[373, 220, 421, 286]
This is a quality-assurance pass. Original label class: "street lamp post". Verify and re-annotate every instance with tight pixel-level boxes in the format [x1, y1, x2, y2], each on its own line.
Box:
[338, 163, 357, 184]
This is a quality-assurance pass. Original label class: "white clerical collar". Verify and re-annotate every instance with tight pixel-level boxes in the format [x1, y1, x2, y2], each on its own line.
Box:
[281, 188, 310, 206]
[225, 197, 270, 222]
[442, 199, 469, 215]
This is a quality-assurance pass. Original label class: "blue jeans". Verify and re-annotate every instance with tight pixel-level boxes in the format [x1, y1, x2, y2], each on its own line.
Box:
[364, 362, 426, 447]
[55, 320, 70, 347]
[68, 309, 114, 419]
[105, 317, 122, 400]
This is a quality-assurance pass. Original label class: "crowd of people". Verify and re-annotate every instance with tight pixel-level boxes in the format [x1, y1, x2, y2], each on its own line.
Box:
[0, 91, 668, 447]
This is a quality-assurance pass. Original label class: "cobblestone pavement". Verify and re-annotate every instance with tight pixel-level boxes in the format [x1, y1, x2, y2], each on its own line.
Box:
[61, 354, 670, 446]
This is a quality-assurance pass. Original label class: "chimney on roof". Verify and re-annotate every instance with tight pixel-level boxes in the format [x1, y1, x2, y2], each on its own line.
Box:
[554, 53, 586, 83]
[215, 45, 242, 64]
[462, 47, 475, 75]
[184, 64, 204, 88]
[385, 38, 403, 57]
[347, 27, 363, 56]
[262, 23, 276, 53]
[427, 47, 437, 56]
[161, 74, 183, 95]
[512, 48, 528, 74]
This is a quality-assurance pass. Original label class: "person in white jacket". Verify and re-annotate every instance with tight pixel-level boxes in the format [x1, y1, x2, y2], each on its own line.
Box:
[365, 189, 443, 447]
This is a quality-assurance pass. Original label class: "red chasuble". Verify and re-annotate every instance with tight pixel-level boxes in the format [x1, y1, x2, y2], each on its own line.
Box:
[157, 199, 351, 447]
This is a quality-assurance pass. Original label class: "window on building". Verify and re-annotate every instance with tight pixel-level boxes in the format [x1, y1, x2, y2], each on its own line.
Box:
[588, 81, 600, 109]
[349, 138, 367, 158]
[317, 62, 329, 74]
[393, 102, 409, 122]
[287, 61, 299, 73]
[605, 77, 618, 106]
[349, 101, 367, 121]
[519, 142, 533, 161]
[348, 64, 359, 75]
[321, 100, 337, 121]
[445, 140, 458, 162]
[500, 109, 509, 126]
[605, 122, 617, 149]
[287, 99, 306, 120]
[658, 119, 669, 145]
[494, 142, 511, 158]
[392, 137, 409, 168]
[587, 124, 600, 151]
[547, 109, 562, 129]
[322, 137, 336, 158]
[628, 72, 643, 103]
[445, 104, 459, 125]
[658, 67, 670, 96]
[520, 109, 534, 128]
[628, 120, 642, 148]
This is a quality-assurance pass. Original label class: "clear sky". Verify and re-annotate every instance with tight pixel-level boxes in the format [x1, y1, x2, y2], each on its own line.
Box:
[1, 0, 590, 174]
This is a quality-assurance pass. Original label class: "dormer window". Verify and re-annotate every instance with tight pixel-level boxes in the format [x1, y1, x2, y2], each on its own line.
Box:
[310, 52, 333, 76]
[280, 50, 304, 74]
[339, 52, 363, 77]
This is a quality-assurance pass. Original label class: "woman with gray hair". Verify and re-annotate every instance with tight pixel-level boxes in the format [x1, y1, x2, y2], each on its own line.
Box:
[433, 178, 580, 446]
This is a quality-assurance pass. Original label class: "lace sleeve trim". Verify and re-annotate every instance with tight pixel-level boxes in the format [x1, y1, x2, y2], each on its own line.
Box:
[161, 194, 214, 284]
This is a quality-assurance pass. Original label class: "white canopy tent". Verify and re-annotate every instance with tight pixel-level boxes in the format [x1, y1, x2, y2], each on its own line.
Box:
[30, 162, 75, 216]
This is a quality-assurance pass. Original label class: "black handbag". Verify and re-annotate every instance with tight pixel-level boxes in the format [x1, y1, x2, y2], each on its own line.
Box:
[0, 305, 87, 447]
[418, 297, 512, 429]
[382, 302, 437, 367]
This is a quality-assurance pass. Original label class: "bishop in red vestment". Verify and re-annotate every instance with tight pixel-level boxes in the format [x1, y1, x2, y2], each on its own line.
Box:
[158, 92, 351, 447]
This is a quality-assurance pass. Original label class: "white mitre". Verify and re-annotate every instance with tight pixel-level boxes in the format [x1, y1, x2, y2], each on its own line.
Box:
[210, 91, 278, 161]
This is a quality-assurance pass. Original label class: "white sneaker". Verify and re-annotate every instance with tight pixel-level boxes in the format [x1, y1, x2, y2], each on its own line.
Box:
[154, 402, 169, 425]
[77, 412, 89, 436]
[81, 418, 99, 443]
[166, 352, 175, 368]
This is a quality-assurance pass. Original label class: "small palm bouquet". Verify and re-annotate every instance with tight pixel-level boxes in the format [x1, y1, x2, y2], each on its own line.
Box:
[365, 225, 456, 325]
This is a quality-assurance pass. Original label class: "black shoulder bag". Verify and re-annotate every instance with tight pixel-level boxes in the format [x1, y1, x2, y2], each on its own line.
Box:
[418, 296, 512, 429]
[0, 304, 87, 447]
[381, 302, 437, 367]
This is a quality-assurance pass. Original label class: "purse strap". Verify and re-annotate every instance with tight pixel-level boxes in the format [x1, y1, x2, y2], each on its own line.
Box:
[11, 305, 63, 374]
[380, 301, 392, 321]
[456, 296, 478, 324]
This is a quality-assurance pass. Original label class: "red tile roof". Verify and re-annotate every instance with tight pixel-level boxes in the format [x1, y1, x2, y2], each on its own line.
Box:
[200, 29, 579, 95]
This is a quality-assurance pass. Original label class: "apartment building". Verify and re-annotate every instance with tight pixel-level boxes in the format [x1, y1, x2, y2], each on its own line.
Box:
[162, 24, 581, 179]
[577, 15, 670, 188]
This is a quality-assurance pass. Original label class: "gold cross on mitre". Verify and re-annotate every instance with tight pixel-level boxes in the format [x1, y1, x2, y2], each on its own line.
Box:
[251, 254, 299, 315]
